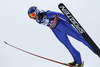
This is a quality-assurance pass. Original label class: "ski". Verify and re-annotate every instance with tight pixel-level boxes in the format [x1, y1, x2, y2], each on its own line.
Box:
[4, 41, 72, 67]
[58, 3, 100, 57]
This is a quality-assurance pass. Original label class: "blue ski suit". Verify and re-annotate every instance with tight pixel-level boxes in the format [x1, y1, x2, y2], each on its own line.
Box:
[36, 10, 94, 64]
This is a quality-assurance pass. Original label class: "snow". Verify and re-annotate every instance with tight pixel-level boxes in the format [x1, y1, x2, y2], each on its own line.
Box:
[0, 0, 100, 67]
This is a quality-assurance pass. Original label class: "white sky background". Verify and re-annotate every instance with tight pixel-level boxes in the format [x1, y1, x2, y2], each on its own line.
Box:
[0, 0, 100, 67]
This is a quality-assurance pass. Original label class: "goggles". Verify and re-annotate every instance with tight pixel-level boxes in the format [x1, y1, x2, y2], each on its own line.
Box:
[29, 12, 36, 18]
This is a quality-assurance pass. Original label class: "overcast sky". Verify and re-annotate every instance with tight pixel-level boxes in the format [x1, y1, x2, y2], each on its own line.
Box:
[0, 0, 100, 67]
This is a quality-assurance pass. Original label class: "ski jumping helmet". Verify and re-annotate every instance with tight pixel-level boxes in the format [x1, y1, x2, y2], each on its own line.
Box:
[28, 6, 40, 18]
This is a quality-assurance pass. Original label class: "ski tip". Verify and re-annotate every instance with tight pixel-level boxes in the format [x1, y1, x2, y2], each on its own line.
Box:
[58, 3, 64, 6]
[58, 3, 65, 10]
[4, 41, 8, 44]
[4, 41, 6, 43]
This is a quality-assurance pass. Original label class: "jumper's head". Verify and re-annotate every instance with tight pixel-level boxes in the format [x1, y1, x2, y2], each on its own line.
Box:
[28, 6, 40, 20]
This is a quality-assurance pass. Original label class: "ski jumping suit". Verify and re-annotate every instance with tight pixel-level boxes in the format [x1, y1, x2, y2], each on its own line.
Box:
[36, 10, 94, 65]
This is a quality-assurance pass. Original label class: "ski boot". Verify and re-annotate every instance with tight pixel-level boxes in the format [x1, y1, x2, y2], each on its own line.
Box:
[68, 61, 84, 67]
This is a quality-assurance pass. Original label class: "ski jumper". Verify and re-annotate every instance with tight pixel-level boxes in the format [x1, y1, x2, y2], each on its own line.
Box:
[36, 10, 94, 65]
